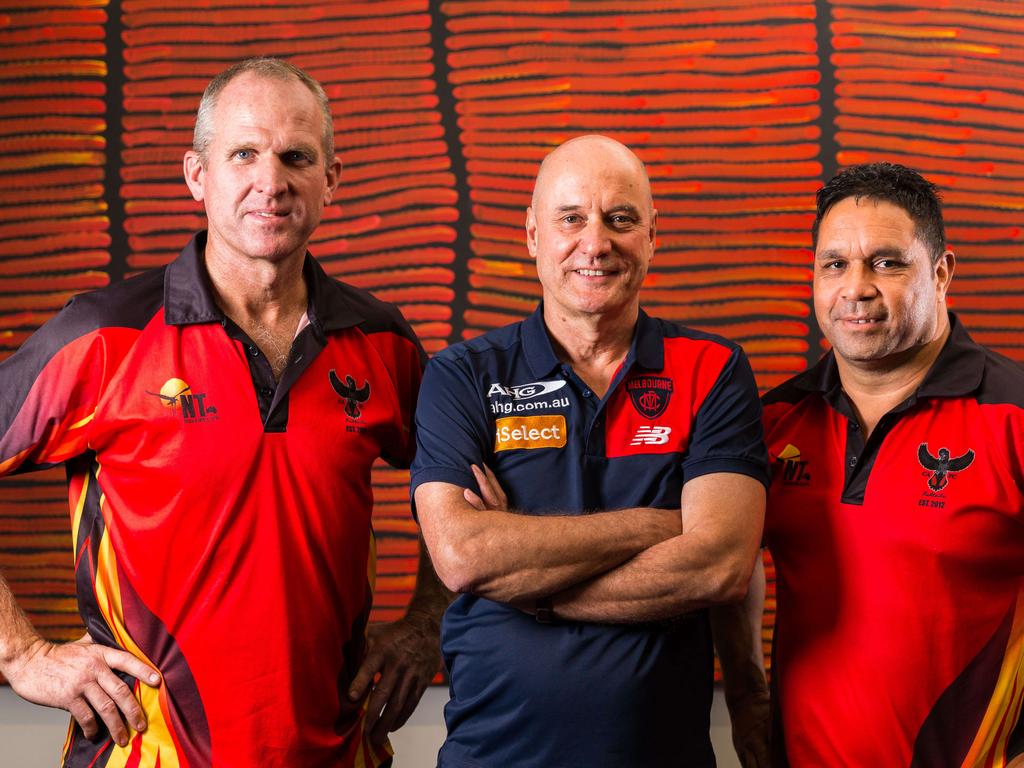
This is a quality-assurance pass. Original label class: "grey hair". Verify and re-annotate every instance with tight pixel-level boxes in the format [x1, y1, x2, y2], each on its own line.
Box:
[192, 57, 334, 166]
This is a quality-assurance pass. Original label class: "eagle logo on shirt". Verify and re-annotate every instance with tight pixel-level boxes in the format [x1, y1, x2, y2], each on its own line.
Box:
[329, 371, 370, 420]
[917, 443, 975, 492]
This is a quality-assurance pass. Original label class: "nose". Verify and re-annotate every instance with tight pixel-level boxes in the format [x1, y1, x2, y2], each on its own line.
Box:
[577, 218, 612, 259]
[253, 156, 288, 197]
[839, 260, 877, 302]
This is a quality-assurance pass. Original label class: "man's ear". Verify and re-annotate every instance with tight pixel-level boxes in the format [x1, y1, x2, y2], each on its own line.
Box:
[935, 249, 955, 302]
[526, 206, 538, 259]
[323, 155, 342, 204]
[183, 151, 205, 202]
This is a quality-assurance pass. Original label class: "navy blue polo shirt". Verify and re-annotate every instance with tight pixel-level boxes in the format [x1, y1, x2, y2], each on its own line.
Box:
[411, 305, 768, 768]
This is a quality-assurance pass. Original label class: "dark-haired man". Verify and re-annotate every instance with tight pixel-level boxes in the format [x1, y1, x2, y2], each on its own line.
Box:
[0, 58, 445, 767]
[720, 162, 1024, 766]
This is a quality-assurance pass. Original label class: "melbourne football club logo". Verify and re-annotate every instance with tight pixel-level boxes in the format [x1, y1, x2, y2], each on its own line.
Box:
[329, 370, 370, 419]
[626, 376, 674, 419]
[146, 378, 218, 423]
[917, 442, 975, 493]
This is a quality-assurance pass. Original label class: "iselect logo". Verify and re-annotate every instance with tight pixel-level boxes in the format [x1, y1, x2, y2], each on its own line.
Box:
[494, 415, 567, 452]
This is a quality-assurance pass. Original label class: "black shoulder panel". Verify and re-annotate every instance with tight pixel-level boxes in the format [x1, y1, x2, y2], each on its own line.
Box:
[975, 349, 1024, 408]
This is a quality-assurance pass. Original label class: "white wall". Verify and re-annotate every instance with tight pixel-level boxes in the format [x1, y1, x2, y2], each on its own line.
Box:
[0, 685, 742, 767]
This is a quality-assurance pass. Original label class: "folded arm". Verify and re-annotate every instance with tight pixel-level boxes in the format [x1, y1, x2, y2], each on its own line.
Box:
[546, 471, 765, 623]
[415, 465, 682, 603]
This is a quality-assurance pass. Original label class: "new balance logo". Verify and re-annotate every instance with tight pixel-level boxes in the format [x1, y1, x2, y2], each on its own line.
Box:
[630, 426, 672, 446]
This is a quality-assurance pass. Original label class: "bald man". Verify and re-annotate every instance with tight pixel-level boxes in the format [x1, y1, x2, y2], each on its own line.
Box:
[411, 135, 769, 768]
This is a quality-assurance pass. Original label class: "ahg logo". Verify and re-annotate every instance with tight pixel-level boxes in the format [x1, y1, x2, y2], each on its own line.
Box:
[487, 380, 566, 401]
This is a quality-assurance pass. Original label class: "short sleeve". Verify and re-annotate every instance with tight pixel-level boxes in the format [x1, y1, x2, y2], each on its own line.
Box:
[681, 345, 770, 487]
[0, 294, 126, 475]
[410, 354, 492, 497]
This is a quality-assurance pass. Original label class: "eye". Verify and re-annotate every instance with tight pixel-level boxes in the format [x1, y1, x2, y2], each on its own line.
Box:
[284, 150, 315, 166]
[610, 214, 635, 227]
[819, 259, 845, 270]
[875, 258, 903, 269]
[233, 149, 252, 160]
[561, 214, 582, 225]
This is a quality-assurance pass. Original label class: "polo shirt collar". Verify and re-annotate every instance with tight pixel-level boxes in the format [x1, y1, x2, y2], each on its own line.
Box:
[795, 311, 985, 404]
[521, 303, 663, 378]
[163, 230, 367, 334]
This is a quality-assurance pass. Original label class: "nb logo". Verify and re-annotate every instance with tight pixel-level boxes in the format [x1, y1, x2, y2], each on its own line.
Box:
[630, 426, 671, 446]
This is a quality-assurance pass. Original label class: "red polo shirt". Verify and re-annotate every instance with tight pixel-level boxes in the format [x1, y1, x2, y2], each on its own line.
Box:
[0, 232, 423, 768]
[763, 315, 1024, 767]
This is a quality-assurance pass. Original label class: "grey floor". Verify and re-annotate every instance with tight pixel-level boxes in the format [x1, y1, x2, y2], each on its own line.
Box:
[0, 685, 741, 767]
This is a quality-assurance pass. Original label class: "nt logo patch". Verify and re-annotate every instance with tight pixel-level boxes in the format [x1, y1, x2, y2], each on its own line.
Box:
[147, 378, 218, 423]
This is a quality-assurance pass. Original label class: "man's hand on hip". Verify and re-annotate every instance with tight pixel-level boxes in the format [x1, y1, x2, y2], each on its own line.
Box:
[5, 632, 161, 747]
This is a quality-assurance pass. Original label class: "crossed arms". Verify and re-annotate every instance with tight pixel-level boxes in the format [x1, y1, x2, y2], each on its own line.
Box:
[415, 463, 765, 623]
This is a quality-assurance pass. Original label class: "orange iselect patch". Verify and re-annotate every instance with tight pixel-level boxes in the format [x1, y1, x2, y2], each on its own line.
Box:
[494, 415, 567, 452]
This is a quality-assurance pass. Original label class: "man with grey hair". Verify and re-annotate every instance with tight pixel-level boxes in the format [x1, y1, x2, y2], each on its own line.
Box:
[412, 134, 768, 767]
[0, 57, 446, 767]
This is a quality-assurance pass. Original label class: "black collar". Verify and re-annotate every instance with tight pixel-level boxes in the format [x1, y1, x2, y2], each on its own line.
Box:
[162, 231, 366, 336]
[522, 303, 664, 378]
[795, 312, 986, 407]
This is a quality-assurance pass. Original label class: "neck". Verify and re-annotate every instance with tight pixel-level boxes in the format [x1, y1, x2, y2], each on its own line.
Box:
[543, 301, 638, 398]
[204, 247, 308, 326]
[837, 313, 951, 436]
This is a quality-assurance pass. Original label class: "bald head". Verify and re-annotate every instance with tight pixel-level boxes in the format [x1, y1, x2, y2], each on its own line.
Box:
[532, 135, 653, 214]
[525, 134, 657, 323]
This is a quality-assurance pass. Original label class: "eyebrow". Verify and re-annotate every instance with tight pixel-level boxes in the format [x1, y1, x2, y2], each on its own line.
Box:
[815, 246, 906, 261]
[553, 204, 643, 215]
[282, 143, 319, 158]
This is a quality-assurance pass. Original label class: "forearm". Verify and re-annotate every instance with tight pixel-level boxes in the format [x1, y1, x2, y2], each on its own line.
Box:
[711, 556, 768, 705]
[544, 473, 765, 623]
[416, 482, 680, 603]
[549, 529, 755, 623]
[0, 571, 42, 675]
[404, 537, 452, 631]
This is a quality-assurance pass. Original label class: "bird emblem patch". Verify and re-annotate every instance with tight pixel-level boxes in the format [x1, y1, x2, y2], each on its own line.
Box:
[917, 442, 975, 493]
[329, 370, 371, 420]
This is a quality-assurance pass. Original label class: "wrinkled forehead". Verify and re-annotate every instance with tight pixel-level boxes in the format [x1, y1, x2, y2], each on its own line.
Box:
[816, 196, 919, 251]
[215, 73, 321, 128]
[533, 152, 653, 214]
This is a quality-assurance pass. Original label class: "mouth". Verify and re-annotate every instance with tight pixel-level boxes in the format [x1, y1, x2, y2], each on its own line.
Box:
[574, 268, 615, 277]
[247, 209, 290, 220]
[839, 316, 885, 326]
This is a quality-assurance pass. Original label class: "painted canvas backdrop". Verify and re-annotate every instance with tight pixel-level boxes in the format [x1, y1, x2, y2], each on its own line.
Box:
[2, 0, 1023, 677]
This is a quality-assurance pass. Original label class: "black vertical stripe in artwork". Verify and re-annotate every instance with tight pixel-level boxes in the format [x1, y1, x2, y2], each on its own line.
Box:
[807, 0, 841, 367]
[429, 3, 473, 345]
[105, 0, 128, 285]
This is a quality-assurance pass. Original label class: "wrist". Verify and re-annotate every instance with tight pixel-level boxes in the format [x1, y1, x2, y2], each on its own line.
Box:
[0, 630, 44, 678]
[402, 607, 441, 635]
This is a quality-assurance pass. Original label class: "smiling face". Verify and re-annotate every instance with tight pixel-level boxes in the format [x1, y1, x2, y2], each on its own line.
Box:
[814, 196, 953, 368]
[526, 137, 656, 324]
[183, 72, 340, 269]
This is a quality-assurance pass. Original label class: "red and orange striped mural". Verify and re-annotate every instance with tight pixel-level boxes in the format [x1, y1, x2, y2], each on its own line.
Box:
[2, 0, 1022, 676]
